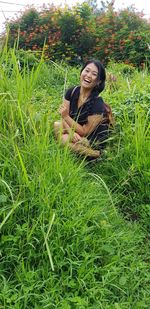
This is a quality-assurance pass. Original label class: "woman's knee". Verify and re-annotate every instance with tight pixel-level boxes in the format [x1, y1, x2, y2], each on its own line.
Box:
[54, 121, 62, 139]
[54, 121, 61, 130]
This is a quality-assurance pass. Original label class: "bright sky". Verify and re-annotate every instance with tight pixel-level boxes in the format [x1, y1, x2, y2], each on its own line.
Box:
[0, 0, 150, 33]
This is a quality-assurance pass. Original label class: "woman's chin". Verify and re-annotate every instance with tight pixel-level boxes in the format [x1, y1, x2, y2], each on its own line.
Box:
[81, 81, 93, 89]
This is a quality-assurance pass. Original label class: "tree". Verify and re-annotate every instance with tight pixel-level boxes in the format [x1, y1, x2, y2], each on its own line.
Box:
[4, 2, 150, 67]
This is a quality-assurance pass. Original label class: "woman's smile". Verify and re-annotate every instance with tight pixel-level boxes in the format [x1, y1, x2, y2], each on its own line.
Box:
[80, 63, 98, 89]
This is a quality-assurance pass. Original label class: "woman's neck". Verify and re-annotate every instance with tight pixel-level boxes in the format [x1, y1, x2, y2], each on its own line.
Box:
[80, 86, 91, 99]
[78, 87, 92, 107]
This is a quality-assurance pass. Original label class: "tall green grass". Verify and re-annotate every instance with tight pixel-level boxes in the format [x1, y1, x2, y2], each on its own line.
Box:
[0, 48, 150, 308]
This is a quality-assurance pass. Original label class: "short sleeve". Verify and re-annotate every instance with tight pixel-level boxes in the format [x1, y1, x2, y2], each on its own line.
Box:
[65, 87, 75, 101]
[88, 97, 105, 116]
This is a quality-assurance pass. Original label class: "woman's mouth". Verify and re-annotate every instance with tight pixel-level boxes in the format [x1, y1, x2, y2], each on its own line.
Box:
[83, 79, 91, 84]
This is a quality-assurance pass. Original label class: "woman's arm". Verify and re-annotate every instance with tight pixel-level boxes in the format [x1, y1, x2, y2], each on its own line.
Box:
[62, 113, 103, 137]
[59, 99, 103, 137]
[59, 99, 71, 132]
[63, 99, 70, 111]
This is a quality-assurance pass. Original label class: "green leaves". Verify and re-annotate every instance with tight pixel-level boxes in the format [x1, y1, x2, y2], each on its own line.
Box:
[119, 276, 127, 286]
[0, 52, 150, 307]
[5, 3, 150, 67]
[0, 194, 7, 203]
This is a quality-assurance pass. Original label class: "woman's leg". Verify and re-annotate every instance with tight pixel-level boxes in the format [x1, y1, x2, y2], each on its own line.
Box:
[69, 141, 100, 158]
[54, 121, 62, 139]
[54, 121, 100, 157]
[54, 120, 70, 139]
[54, 120, 73, 144]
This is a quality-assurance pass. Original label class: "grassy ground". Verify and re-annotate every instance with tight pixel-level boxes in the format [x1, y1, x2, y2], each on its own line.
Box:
[0, 48, 150, 308]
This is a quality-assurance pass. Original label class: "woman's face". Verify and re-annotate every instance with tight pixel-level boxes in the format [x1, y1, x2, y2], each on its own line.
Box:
[80, 63, 99, 90]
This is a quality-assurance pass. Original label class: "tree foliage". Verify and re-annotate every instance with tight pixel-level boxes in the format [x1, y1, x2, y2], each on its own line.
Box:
[4, 1, 150, 67]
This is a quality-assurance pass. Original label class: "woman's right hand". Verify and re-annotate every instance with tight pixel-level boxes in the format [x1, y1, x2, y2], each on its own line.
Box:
[59, 104, 69, 118]
[72, 132, 82, 143]
[59, 99, 70, 118]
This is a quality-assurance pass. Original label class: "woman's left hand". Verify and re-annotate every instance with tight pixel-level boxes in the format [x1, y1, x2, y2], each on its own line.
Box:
[59, 104, 69, 118]
[72, 132, 82, 143]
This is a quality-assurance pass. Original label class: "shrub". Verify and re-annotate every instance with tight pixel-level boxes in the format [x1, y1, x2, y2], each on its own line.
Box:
[3, 3, 150, 67]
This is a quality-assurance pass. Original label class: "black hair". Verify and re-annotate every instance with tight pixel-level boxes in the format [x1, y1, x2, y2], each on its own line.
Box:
[80, 59, 106, 96]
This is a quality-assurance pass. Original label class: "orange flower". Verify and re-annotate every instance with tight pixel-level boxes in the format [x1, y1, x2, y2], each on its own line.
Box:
[95, 46, 100, 51]
[105, 48, 109, 54]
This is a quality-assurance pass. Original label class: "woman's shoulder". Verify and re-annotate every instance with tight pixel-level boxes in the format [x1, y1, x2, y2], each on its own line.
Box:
[87, 96, 105, 116]
[65, 86, 80, 100]
[95, 96, 104, 104]
[91, 96, 105, 113]
[65, 86, 75, 100]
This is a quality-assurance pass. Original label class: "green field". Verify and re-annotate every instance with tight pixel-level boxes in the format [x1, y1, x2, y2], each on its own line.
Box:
[0, 48, 150, 308]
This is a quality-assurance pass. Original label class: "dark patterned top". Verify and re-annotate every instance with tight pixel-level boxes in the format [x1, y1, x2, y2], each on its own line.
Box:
[65, 86, 109, 149]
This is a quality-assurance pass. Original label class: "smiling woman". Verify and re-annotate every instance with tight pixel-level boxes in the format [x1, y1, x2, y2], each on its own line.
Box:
[54, 59, 113, 159]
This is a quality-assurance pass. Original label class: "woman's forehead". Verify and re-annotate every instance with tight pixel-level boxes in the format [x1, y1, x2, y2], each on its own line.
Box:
[85, 63, 98, 73]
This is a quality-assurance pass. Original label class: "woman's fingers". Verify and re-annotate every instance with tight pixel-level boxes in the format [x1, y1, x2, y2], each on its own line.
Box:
[59, 105, 68, 117]
[72, 133, 82, 143]
[59, 104, 64, 111]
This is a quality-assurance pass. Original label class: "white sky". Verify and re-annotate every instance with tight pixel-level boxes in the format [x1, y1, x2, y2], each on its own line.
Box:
[0, 0, 150, 33]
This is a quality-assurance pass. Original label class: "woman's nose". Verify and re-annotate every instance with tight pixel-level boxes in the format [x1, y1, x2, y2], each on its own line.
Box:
[86, 71, 92, 78]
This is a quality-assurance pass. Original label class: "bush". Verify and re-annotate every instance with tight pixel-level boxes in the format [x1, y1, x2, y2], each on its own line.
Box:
[4, 3, 150, 67]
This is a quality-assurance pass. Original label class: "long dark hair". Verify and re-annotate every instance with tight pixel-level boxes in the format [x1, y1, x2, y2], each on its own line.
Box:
[80, 59, 106, 96]
[80, 59, 114, 126]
